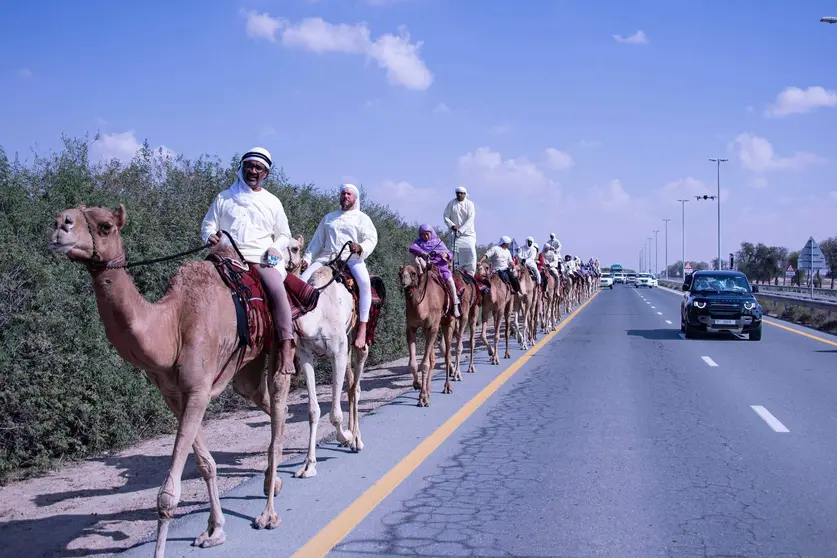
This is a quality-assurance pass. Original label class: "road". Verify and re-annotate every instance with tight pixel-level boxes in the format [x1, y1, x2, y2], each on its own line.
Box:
[120, 283, 837, 558]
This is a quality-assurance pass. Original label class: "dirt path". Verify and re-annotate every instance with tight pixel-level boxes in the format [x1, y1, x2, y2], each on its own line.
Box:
[0, 348, 467, 558]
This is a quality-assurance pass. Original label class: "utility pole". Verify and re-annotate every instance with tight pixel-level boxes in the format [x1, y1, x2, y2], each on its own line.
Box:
[662, 218, 671, 279]
[639, 248, 642, 273]
[653, 230, 660, 276]
[708, 157, 728, 270]
[677, 199, 689, 278]
[647, 237, 653, 275]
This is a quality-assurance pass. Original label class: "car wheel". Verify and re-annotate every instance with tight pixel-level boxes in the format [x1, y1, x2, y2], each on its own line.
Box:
[684, 323, 698, 339]
[749, 323, 762, 341]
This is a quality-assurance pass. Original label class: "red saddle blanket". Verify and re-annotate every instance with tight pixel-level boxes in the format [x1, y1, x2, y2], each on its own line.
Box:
[209, 255, 319, 352]
[337, 266, 387, 346]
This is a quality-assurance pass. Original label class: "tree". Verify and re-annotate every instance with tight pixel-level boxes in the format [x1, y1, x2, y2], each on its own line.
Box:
[820, 236, 837, 289]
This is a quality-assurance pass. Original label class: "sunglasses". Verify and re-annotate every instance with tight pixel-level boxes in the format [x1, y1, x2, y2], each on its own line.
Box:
[242, 161, 267, 172]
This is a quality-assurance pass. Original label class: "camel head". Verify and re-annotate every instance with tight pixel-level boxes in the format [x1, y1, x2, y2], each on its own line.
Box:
[49, 204, 127, 266]
[476, 261, 491, 276]
[285, 234, 304, 274]
[398, 264, 420, 290]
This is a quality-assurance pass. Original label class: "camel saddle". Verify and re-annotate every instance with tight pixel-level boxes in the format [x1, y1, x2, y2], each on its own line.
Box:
[334, 263, 387, 346]
[208, 253, 319, 354]
[457, 269, 484, 306]
[425, 267, 466, 318]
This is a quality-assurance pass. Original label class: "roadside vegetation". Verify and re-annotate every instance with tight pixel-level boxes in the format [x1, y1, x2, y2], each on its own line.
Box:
[0, 137, 476, 482]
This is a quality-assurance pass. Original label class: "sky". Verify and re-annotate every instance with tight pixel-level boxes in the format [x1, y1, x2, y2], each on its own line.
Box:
[2, 0, 836, 270]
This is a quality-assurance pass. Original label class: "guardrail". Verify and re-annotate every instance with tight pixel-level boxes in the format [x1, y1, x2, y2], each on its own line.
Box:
[750, 283, 837, 298]
[657, 280, 837, 313]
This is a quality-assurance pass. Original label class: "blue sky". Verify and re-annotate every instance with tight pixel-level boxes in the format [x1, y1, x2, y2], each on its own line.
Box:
[2, 0, 835, 269]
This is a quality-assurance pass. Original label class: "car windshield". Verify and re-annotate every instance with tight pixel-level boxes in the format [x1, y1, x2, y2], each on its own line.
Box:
[690, 274, 751, 293]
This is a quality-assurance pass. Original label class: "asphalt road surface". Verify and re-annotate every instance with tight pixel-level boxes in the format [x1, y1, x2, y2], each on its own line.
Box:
[121, 284, 837, 557]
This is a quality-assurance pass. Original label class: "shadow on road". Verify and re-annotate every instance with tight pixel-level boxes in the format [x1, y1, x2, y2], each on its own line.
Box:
[626, 329, 683, 340]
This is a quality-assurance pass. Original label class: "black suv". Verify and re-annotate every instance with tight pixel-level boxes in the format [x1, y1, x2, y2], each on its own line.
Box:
[680, 270, 762, 340]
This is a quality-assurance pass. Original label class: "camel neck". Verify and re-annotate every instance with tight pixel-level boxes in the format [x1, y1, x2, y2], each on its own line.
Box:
[89, 266, 149, 332]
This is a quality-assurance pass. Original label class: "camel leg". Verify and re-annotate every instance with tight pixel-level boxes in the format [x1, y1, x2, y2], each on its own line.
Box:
[503, 307, 512, 359]
[407, 326, 420, 390]
[442, 321, 453, 395]
[346, 346, 368, 451]
[191, 429, 227, 548]
[491, 311, 501, 365]
[467, 314, 477, 373]
[481, 308, 495, 359]
[452, 316, 463, 382]
[254, 371, 290, 530]
[293, 353, 320, 479]
[155, 388, 210, 558]
[420, 325, 439, 406]
[329, 337, 353, 446]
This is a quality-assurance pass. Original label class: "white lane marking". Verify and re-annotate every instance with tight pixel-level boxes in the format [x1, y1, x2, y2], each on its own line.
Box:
[657, 312, 663, 315]
[665, 320, 672, 324]
[651, 306, 656, 308]
[750, 405, 790, 433]
[678, 333, 685, 339]
[701, 356, 718, 367]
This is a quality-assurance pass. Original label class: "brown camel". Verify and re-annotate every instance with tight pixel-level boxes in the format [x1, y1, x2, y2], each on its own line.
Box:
[477, 262, 515, 365]
[48, 204, 291, 558]
[510, 260, 537, 350]
[539, 269, 556, 333]
[451, 269, 479, 379]
[399, 259, 455, 405]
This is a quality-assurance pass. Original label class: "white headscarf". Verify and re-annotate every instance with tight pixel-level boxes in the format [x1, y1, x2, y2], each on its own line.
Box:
[340, 183, 360, 210]
[231, 147, 273, 203]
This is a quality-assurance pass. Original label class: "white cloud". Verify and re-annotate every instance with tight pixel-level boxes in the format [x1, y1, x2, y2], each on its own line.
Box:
[433, 102, 450, 113]
[89, 131, 173, 164]
[655, 176, 729, 204]
[18, 68, 33, 79]
[373, 179, 436, 223]
[745, 105, 754, 113]
[595, 179, 632, 212]
[613, 30, 648, 45]
[457, 147, 556, 195]
[243, 12, 433, 90]
[488, 124, 512, 136]
[765, 86, 837, 117]
[730, 132, 822, 172]
[543, 148, 574, 170]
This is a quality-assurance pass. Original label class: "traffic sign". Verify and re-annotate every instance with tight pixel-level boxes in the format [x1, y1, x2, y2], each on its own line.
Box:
[798, 236, 827, 271]
[785, 264, 795, 278]
[684, 261, 693, 272]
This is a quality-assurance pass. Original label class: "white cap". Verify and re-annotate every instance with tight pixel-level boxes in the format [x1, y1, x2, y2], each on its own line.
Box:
[455, 185, 467, 194]
[241, 147, 272, 169]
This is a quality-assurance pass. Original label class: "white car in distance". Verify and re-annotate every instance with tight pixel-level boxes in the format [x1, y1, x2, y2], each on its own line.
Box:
[635, 273, 653, 288]
[600, 273, 614, 289]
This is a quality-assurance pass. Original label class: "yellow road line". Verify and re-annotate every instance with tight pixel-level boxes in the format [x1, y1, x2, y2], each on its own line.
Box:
[657, 283, 837, 348]
[291, 291, 600, 558]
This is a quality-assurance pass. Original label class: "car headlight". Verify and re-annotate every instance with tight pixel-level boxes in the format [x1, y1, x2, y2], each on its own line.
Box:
[743, 301, 756, 311]
[693, 300, 707, 309]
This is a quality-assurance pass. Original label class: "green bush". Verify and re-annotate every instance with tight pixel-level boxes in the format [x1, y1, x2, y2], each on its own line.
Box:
[0, 138, 424, 482]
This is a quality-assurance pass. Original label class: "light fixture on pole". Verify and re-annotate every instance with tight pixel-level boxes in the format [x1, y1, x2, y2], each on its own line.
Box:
[677, 199, 689, 277]
[821, 16, 837, 23]
[662, 218, 671, 279]
[653, 229, 660, 276]
[708, 157, 728, 269]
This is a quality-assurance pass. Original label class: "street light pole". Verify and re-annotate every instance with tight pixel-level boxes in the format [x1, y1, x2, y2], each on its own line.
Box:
[653, 229, 660, 276]
[677, 199, 689, 278]
[647, 237, 653, 275]
[662, 218, 671, 279]
[709, 157, 728, 270]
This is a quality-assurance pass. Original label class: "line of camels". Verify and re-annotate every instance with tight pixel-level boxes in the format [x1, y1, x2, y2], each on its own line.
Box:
[47, 203, 598, 557]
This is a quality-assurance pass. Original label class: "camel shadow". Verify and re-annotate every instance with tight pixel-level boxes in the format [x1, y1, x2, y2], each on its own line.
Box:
[626, 328, 685, 341]
[32, 450, 263, 508]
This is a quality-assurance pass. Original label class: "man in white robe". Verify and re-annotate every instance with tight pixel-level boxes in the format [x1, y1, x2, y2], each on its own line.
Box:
[443, 186, 477, 273]
[301, 184, 378, 349]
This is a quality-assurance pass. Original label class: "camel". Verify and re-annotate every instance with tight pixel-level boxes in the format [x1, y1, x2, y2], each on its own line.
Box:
[399, 259, 455, 405]
[477, 262, 515, 365]
[509, 261, 537, 350]
[539, 269, 557, 333]
[451, 269, 479, 379]
[284, 235, 368, 479]
[47, 204, 291, 558]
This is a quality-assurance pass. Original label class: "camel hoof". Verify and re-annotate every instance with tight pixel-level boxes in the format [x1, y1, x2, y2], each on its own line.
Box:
[468, 367, 476, 373]
[443, 386, 452, 394]
[412, 381, 421, 390]
[263, 477, 282, 496]
[193, 527, 226, 548]
[253, 510, 282, 530]
[350, 437, 364, 452]
[293, 464, 317, 479]
[504, 353, 511, 359]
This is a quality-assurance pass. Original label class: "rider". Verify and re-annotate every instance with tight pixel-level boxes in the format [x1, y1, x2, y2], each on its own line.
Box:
[544, 233, 562, 260]
[409, 224, 461, 318]
[443, 186, 477, 274]
[517, 237, 542, 291]
[542, 244, 561, 283]
[200, 146, 296, 374]
[477, 236, 520, 295]
[301, 183, 378, 349]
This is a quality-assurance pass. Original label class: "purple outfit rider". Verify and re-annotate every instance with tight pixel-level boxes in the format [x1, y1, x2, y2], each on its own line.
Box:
[409, 224, 453, 281]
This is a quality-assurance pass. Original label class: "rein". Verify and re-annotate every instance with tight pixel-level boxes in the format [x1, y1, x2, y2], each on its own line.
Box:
[79, 209, 242, 270]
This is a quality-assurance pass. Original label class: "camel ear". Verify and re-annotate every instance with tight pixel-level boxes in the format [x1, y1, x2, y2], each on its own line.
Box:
[296, 234, 304, 250]
[113, 204, 127, 229]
